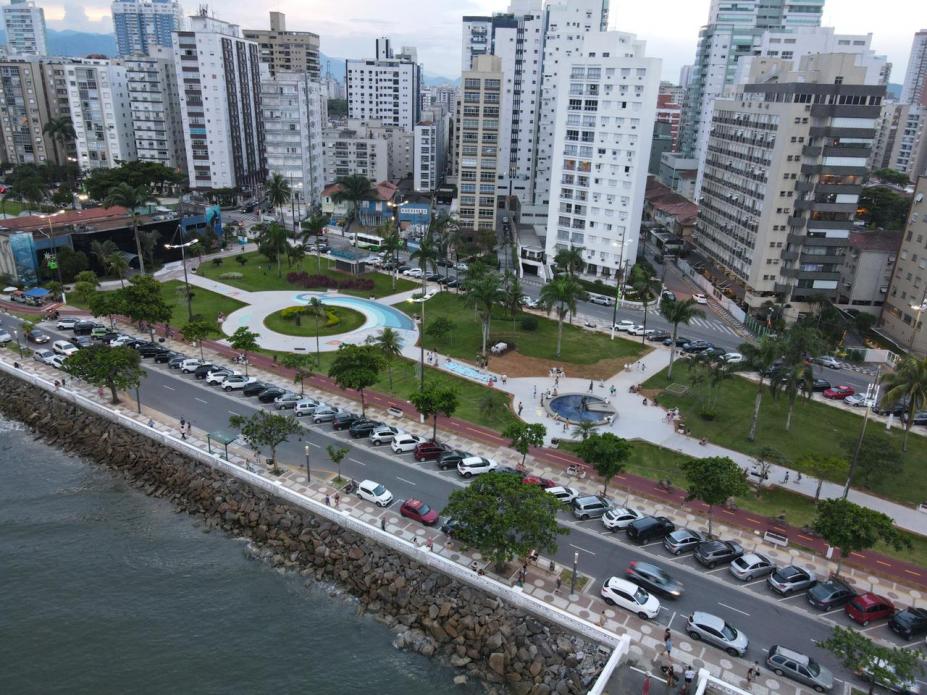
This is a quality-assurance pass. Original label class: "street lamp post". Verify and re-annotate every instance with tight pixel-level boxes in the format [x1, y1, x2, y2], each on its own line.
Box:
[610, 238, 631, 340]
[304, 444, 311, 483]
[408, 296, 429, 390]
[570, 551, 579, 595]
[135, 384, 142, 414]
[165, 233, 199, 322]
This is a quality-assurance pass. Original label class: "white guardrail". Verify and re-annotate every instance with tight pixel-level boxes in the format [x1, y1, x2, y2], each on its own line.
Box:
[0, 358, 629, 692]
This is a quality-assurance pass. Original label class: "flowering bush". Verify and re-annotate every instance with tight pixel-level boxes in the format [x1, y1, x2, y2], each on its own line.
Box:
[286, 271, 374, 292]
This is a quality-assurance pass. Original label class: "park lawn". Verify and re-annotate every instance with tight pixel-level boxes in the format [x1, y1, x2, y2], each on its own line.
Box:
[264, 306, 366, 338]
[195, 251, 418, 298]
[641, 362, 927, 507]
[394, 293, 644, 373]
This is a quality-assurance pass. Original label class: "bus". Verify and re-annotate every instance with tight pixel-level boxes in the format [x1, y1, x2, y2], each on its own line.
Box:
[347, 232, 383, 251]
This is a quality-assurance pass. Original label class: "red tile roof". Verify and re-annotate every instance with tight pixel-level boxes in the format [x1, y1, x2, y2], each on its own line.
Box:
[322, 181, 397, 202]
[644, 177, 698, 225]
[0, 206, 132, 235]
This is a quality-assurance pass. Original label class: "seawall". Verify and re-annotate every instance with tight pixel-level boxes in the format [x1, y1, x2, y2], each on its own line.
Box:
[0, 370, 612, 694]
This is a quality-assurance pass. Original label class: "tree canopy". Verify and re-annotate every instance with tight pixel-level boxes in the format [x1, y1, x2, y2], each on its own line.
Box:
[120, 275, 172, 338]
[327, 344, 384, 416]
[819, 626, 922, 695]
[228, 410, 301, 475]
[813, 498, 909, 574]
[681, 456, 750, 535]
[62, 344, 144, 404]
[409, 382, 459, 440]
[575, 432, 632, 496]
[502, 422, 547, 466]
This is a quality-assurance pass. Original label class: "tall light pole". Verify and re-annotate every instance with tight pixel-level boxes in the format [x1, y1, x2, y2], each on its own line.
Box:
[165, 234, 199, 322]
[13, 329, 22, 357]
[304, 444, 311, 483]
[408, 295, 432, 389]
[570, 551, 579, 595]
[610, 237, 631, 340]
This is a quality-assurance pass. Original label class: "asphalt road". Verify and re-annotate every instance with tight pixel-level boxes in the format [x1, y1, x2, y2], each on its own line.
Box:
[13, 310, 907, 692]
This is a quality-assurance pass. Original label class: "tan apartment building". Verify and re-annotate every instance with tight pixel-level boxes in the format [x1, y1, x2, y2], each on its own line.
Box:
[243, 12, 320, 80]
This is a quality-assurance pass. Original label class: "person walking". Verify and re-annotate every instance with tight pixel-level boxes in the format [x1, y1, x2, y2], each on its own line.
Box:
[180, 425, 186, 440]
[663, 629, 673, 654]
[588, 380, 594, 392]
[555, 577, 562, 594]
[533, 385, 537, 399]
[180, 416, 186, 430]
[380, 517, 386, 531]
[185, 422, 192, 439]
[782, 471, 790, 483]
[334, 493, 341, 508]
[517, 402, 524, 416]
[746, 662, 760, 689]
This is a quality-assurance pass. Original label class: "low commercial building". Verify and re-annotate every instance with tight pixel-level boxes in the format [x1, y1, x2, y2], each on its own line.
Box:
[322, 119, 412, 185]
[644, 177, 699, 242]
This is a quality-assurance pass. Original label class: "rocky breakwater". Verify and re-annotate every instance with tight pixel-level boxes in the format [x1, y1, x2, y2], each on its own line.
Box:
[0, 375, 609, 694]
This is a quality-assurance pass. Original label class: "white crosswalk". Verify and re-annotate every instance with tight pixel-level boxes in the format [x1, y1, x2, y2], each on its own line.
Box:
[688, 316, 740, 336]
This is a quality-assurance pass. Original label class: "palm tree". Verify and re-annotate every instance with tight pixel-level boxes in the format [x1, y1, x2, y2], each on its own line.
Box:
[539, 276, 587, 358]
[43, 116, 76, 170]
[772, 361, 813, 432]
[501, 271, 525, 330]
[410, 231, 439, 293]
[256, 223, 289, 276]
[630, 264, 656, 343]
[331, 174, 373, 242]
[266, 172, 292, 223]
[573, 420, 596, 440]
[554, 246, 585, 276]
[307, 297, 325, 365]
[660, 297, 704, 379]
[90, 239, 119, 269]
[103, 183, 156, 275]
[739, 335, 783, 442]
[137, 229, 160, 271]
[372, 327, 403, 389]
[105, 251, 129, 287]
[464, 271, 503, 357]
[882, 356, 927, 452]
[379, 222, 404, 289]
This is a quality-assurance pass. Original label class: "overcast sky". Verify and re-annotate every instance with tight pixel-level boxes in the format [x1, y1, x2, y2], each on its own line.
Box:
[43, 0, 927, 83]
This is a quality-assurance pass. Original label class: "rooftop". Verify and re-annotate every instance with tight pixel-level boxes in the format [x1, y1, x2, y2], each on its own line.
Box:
[848, 229, 902, 253]
[644, 177, 699, 225]
[0, 207, 142, 237]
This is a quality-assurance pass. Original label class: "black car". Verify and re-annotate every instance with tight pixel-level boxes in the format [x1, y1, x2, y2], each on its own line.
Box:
[257, 386, 286, 403]
[440, 517, 471, 539]
[437, 449, 471, 470]
[132, 340, 157, 352]
[647, 331, 671, 342]
[682, 340, 713, 353]
[397, 265, 411, 273]
[349, 419, 383, 438]
[72, 335, 94, 349]
[168, 354, 188, 369]
[240, 202, 256, 213]
[139, 344, 170, 358]
[694, 540, 744, 569]
[242, 380, 271, 397]
[332, 411, 360, 430]
[902, 411, 927, 426]
[154, 350, 180, 364]
[889, 607, 927, 640]
[663, 336, 692, 347]
[810, 378, 831, 392]
[626, 516, 675, 544]
[624, 560, 684, 598]
[806, 578, 855, 610]
[193, 363, 217, 379]
[72, 321, 101, 336]
[425, 273, 442, 281]
[445, 279, 460, 289]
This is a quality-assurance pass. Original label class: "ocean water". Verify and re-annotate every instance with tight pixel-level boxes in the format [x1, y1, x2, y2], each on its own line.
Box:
[0, 417, 476, 694]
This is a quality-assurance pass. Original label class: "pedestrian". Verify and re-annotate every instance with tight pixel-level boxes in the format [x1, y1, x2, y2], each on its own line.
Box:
[746, 662, 760, 688]
[555, 576, 562, 594]
[426, 538, 433, 551]
[642, 672, 652, 695]
[325, 494, 331, 506]
[666, 666, 678, 689]
[60, 377, 66, 387]
[641, 361, 647, 372]
[97, 387, 104, 399]
[533, 385, 537, 399]
[588, 379, 594, 392]
[501, 374, 507, 385]
[380, 517, 386, 531]
[664, 629, 673, 654]
[796, 471, 802, 483]
[180, 426, 186, 440]
[684, 666, 695, 688]
[54, 380, 60, 390]
[334, 493, 341, 507]
[782, 471, 790, 483]
[517, 402, 523, 416]
[186, 422, 192, 438]
[147, 418, 155, 428]
[180, 416, 186, 430]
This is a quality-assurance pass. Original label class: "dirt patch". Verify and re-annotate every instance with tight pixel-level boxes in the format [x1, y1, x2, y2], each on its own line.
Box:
[481, 349, 640, 380]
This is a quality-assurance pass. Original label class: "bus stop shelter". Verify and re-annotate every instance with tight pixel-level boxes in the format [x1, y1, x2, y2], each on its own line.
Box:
[207, 429, 238, 460]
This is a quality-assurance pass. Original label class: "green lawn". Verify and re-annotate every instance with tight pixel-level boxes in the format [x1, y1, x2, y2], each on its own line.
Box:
[642, 362, 927, 507]
[264, 306, 366, 338]
[395, 293, 644, 372]
[195, 251, 418, 298]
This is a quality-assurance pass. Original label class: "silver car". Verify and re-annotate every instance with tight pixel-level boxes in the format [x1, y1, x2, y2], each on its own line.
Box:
[767, 645, 833, 692]
[663, 528, 704, 555]
[767, 565, 816, 595]
[685, 611, 749, 657]
[729, 553, 775, 581]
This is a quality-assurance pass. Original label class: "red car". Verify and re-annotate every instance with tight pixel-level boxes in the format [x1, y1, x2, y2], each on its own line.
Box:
[413, 440, 447, 461]
[846, 592, 895, 626]
[522, 475, 558, 489]
[399, 499, 439, 525]
[823, 385, 855, 399]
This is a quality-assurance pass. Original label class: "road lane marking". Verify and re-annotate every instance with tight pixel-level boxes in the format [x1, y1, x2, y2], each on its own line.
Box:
[396, 476, 417, 486]
[308, 442, 321, 448]
[569, 544, 596, 556]
[717, 602, 750, 617]
[742, 578, 769, 587]
[194, 397, 208, 404]
[821, 607, 846, 616]
[705, 566, 731, 573]
[777, 592, 808, 601]
[162, 384, 175, 390]
[228, 410, 240, 416]
[348, 457, 367, 466]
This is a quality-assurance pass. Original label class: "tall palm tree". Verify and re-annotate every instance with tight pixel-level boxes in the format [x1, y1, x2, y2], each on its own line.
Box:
[554, 246, 585, 276]
[90, 239, 119, 271]
[307, 297, 325, 365]
[739, 335, 783, 442]
[105, 251, 129, 288]
[331, 174, 373, 242]
[103, 183, 156, 275]
[301, 212, 328, 272]
[379, 222, 404, 289]
[410, 231, 439, 293]
[265, 172, 292, 223]
[43, 116, 76, 168]
[630, 264, 656, 343]
[539, 275, 587, 358]
[372, 327, 403, 389]
[772, 361, 813, 432]
[660, 297, 704, 379]
[464, 271, 503, 357]
[501, 271, 525, 330]
[256, 223, 289, 276]
[882, 356, 927, 452]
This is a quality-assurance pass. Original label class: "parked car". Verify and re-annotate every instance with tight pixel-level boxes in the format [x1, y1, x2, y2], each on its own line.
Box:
[271, 392, 300, 409]
[72, 335, 94, 349]
[624, 561, 684, 599]
[193, 363, 217, 379]
[627, 516, 675, 544]
[521, 295, 538, 309]
[889, 607, 927, 640]
[356, 479, 394, 507]
[806, 578, 856, 611]
[589, 294, 613, 306]
[855, 658, 921, 695]
[293, 399, 322, 417]
[140, 344, 170, 359]
[647, 331, 671, 342]
[391, 433, 426, 453]
[600, 576, 661, 620]
[685, 611, 748, 656]
[663, 528, 704, 555]
[457, 456, 497, 477]
[168, 354, 189, 369]
[692, 293, 708, 304]
[729, 553, 775, 581]
[222, 375, 255, 391]
[571, 495, 612, 520]
[682, 340, 713, 353]
[56, 317, 80, 330]
[205, 368, 236, 385]
[413, 440, 448, 461]
[663, 336, 692, 347]
[242, 380, 271, 397]
[311, 406, 345, 423]
[545, 486, 579, 504]
[846, 592, 896, 626]
[369, 425, 401, 445]
[601, 507, 643, 531]
[48, 354, 67, 369]
[766, 645, 833, 692]
[72, 321, 101, 336]
[844, 393, 876, 408]
[767, 565, 817, 595]
[257, 386, 287, 403]
[902, 411, 927, 426]
[32, 347, 54, 364]
[814, 355, 842, 369]
[332, 412, 361, 430]
[811, 378, 832, 392]
[26, 329, 50, 344]
[627, 324, 647, 336]
[403, 268, 424, 278]
[693, 540, 744, 568]
[349, 419, 383, 438]
[614, 320, 635, 332]
[154, 350, 181, 364]
[52, 339, 78, 356]
[522, 475, 558, 488]
[822, 385, 854, 399]
[437, 449, 471, 470]
[90, 325, 109, 339]
[399, 498, 438, 525]
[0, 330, 12, 344]
[721, 352, 744, 364]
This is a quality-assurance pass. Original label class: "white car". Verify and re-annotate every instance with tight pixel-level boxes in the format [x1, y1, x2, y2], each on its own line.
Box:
[693, 293, 708, 304]
[403, 268, 424, 278]
[205, 368, 236, 385]
[391, 433, 426, 453]
[48, 354, 68, 369]
[722, 352, 744, 364]
[0, 330, 12, 344]
[457, 456, 498, 478]
[600, 576, 661, 620]
[614, 320, 635, 332]
[627, 325, 647, 336]
[52, 339, 78, 356]
[180, 358, 205, 373]
[56, 317, 80, 330]
[109, 335, 135, 347]
[589, 294, 613, 306]
[844, 394, 876, 408]
[814, 355, 842, 370]
[32, 347, 54, 364]
[521, 295, 538, 309]
[546, 486, 579, 504]
[356, 479, 394, 507]
[602, 507, 644, 531]
[222, 375, 256, 391]
[454, 261, 469, 271]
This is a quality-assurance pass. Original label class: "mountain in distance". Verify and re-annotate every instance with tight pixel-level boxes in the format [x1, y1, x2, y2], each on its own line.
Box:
[320, 52, 457, 87]
[0, 28, 117, 56]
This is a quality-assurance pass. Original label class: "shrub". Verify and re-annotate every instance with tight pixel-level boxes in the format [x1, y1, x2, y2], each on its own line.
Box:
[235, 254, 247, 266]
[219, 272, 243, 280]
[285, 271, 374, 292]
[211, 257, 223, 267]
[520, 315, 539, 331]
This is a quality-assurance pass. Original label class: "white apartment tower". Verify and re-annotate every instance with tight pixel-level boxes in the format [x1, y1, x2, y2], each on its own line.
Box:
[112, 0, 185, 57]
[2, 0, 47, 56]
[173, 13, 266, 192]
[902, 30, 927, 107]
[345, 38, 421, 132]
[543, 31, 661, 280]
[413, 105, 447, 193]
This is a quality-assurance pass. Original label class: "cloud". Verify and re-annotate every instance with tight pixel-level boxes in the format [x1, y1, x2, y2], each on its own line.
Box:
[45, 1, 112, 32]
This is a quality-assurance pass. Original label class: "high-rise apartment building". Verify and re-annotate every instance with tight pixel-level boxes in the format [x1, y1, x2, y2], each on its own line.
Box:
[261, 70, 325, 207]
[243, 11, 321, 80]
[345, 38, 421, 132]
[112, 0, 184, 56]
[901, 30, 927, 107]
[0, 59, 57, 165]
[543, 32, 660, 280]
[63, 59, 137, 170]
[322, 119, 412, 184]
[695, 54, 884, 318]
[880, 176, 927, 355]
[457, 55, 503, 241]
[413, 105, 447, 193]
[870, 102, 908, 171]
[656, 91, 682, 152]
[173, 13, 265, 191]
[121, 50, 186, 170]
[2, 0, 47, 56]
[889, 106, 927, 179]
